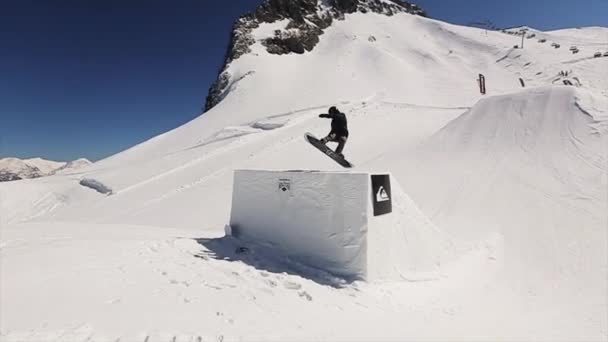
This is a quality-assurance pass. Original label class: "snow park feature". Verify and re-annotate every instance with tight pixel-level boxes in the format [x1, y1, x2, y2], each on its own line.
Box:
[228, 170, 448, 281]
[2, 0, 608, 340]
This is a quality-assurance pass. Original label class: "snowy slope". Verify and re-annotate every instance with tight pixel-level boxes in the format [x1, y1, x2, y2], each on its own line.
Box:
[1, 9, 607, 342]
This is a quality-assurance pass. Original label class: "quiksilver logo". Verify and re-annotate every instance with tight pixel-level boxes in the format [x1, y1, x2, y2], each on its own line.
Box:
[376, 186, 390, 202]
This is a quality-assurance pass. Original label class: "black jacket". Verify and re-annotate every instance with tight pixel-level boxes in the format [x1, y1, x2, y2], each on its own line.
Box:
[319, 111, 349, 137]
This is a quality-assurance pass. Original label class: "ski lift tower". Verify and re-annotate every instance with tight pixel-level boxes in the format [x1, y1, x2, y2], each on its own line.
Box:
[520, 28, 528, 48]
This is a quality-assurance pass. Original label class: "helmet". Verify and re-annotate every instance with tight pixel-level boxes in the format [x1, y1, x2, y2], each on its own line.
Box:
[328, 106, 339, 114]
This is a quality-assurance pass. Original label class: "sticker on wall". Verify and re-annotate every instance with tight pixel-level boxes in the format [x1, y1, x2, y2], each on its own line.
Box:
[278, 178, 291, 194]
[371, 174, 392, 216]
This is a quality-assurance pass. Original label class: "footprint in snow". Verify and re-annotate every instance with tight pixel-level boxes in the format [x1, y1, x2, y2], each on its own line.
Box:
[298, 291, 313, 301]
[107, 298, 122, 304]
[283, 281, 302, 290]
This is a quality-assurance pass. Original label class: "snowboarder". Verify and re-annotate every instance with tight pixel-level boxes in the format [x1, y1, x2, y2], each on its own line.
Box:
[318, 106, 348, 156]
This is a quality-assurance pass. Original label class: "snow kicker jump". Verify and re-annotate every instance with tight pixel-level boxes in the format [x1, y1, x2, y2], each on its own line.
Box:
[227, 170, 448, 281]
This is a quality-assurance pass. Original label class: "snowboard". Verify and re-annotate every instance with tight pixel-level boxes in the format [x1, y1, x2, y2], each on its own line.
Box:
[304, 133, 353, 168]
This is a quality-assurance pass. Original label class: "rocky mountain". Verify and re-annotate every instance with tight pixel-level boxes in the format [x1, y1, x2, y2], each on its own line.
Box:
[204, 0, 426, 111]
[0, 157, 92, 182]
[0, 161, 36, 181]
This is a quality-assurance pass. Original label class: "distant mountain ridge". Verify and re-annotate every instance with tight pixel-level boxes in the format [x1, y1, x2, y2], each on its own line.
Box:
[205, 0, 426, 111]
[0, 157, 92, 182]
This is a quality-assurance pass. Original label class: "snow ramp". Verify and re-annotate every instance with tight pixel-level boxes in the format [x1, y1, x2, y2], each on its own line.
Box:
[228, 170, 451, 281]
[400, 86, 607, 331]
[412, 86, 607, 230]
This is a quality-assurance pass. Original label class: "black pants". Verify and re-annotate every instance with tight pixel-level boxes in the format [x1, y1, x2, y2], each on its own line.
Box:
[321, 133, 347, 154]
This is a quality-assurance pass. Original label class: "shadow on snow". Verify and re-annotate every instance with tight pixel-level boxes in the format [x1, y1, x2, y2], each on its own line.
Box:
[193, 236, 354, 288]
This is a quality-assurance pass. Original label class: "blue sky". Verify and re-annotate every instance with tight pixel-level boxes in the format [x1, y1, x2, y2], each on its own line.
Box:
[1, 0, 606, 161]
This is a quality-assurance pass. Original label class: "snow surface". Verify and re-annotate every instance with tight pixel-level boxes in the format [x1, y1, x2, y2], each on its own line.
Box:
[1, 11, 607, 341]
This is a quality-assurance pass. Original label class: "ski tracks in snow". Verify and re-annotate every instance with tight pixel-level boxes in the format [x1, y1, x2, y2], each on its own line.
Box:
[122, 103, 352, 212]
[1, 330, 225, 342]
[139, 237, 317, 305]
[136, 100, 469, 210]
[115, 103, 336, 199]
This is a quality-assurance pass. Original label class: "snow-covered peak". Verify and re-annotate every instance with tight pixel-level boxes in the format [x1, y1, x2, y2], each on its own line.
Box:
[0, 157, 92, 181]
[24, 157, 66, 174]
[205, 0, 426, 111]
[0, 158, 45, 181]
[53, 158, 93, 174]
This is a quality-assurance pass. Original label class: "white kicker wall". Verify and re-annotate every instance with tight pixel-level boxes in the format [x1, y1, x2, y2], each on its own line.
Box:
[230, 170, 370, 279]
